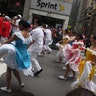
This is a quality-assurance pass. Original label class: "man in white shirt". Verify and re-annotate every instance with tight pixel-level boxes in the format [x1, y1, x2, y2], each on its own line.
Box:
[28, 19, 44, 76]
[15, 14, 22, 31]
[12, 14, 22, 33]
[43, 24, 52, 54]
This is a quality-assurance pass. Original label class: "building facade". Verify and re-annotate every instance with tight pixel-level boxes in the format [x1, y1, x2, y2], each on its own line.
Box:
[0, 0, 25, 17]
[76, 0, 93, 34]
[0, 0, 73, 29]
[23, 0, 73, 29]
[76, 0, 96, 35]
[89, 0, 96, 34]
[69, 0, 81, 31]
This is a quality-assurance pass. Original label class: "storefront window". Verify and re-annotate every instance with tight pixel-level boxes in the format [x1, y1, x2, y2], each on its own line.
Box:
[8, 0, 25, 6]
[0, 0, 25, 17]
[0, 0, 8, 14]
[7, 0, 25, 16]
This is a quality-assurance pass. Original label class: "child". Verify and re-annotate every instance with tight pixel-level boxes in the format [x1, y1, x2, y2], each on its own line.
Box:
[56, 38, 70, 63]
[58, 41, 85, 80]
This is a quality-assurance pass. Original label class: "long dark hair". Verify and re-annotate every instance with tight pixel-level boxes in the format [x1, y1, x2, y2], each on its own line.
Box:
[66, 88, 96, 96]
[19, 19, 30, 29]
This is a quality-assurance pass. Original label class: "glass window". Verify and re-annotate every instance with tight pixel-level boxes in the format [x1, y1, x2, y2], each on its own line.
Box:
[8, 0, 25, 6]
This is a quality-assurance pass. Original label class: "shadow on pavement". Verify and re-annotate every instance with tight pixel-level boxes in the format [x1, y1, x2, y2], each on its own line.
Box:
[0, 90, 35, 96]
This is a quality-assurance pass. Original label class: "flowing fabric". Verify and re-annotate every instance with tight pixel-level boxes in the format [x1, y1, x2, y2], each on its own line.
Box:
[0, 32, 33, 76]
[66, 48, 81, 72]
[71, 49, 96, 94]
[56, 43, 72, 63]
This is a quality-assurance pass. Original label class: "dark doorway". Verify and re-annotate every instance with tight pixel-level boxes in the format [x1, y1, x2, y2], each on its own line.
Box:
[32, 14, 63, 28]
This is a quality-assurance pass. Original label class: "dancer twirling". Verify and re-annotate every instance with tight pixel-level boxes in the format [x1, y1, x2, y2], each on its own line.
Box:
[58, 41, 84, 80]
[0, 19, 33, 93]
[71, 34, 96, 94]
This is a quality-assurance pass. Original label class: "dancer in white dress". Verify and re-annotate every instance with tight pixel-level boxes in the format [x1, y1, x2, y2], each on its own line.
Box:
[71, 34, 96, 94]
[0, 19, 33, 93]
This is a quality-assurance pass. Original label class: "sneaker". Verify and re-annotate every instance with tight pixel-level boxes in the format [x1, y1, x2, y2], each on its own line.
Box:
[34, 69, 43, 76]
[0, 86, 12, 93]
[46, 51, 51, 54]
[56, 60, 61, 63]
[68, 74, 76, 78]
[58, 75, 67, 80]
[62, 66, 66, 70]
[20, 83, 25, 88]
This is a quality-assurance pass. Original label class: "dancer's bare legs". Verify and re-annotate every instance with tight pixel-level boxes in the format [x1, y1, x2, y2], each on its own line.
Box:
[6, 66, 24, 90]
[12, 69, 22, 86]
[64, 64, 70, 78]
[6, 67, 12, 90]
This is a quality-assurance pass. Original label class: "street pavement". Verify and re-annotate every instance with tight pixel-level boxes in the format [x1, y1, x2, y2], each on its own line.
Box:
[0, 50, 96, 96]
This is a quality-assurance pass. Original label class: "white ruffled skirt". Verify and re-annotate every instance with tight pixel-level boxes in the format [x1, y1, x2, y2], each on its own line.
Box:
[0, 44, 33, 76]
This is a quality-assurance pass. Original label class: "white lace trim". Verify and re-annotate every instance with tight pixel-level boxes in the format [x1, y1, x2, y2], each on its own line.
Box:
[14, 32, 32, 44]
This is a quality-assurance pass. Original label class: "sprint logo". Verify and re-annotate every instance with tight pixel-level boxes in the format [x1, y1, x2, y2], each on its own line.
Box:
[59, 4, 65, 11]
[37, 0, 65, 11]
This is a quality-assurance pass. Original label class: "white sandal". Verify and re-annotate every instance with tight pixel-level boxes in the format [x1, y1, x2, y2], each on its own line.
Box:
[0, 86, 12, 93]
[58, 75, 67, 80]
[20, 83, 25, 88]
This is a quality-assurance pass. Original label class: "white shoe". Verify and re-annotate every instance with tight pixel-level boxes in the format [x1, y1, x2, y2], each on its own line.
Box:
[58, 75, 67, 80]
[56, 60, 60, 63]
[0, 86, 12, 93]
[62, 66, 66, 70]
[68, 74, 73, 77]
[20, 83, 25, 88]
[68, 74, 76, 78]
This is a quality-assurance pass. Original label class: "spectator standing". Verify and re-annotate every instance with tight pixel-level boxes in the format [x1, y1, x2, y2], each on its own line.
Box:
[15, 14, 22, 30]
[0, 14, 3, 38]
[43, 24, 52, 54]
[11, 14, 22, 33]
[1, 16, 11, 43]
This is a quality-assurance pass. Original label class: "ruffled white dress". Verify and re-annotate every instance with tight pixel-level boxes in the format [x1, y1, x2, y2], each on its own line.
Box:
[66, 48, 81, 72]
[71, 48, 96, 94]
[0, 32, 33, 76]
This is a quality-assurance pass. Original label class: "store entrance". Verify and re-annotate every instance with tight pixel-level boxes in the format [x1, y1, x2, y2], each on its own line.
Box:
[32, 14, 64, 28]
